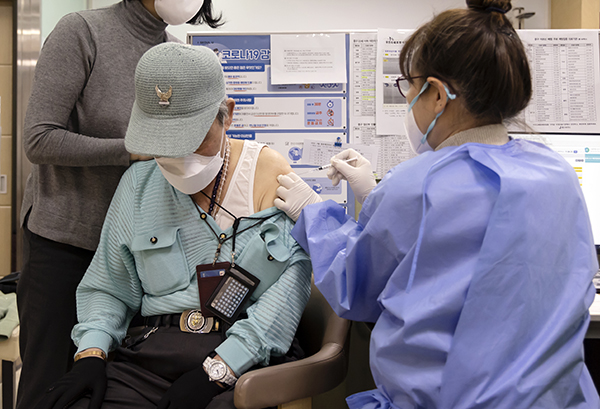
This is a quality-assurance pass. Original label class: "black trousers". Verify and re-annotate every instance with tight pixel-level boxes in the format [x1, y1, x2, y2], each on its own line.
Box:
[16, 223, 95, 409]
[70, 326, 236, 409]
[69, 321, 302, 408]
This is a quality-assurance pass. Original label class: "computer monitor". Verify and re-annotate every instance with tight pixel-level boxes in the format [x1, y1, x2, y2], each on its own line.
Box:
[510, 133, 600, 248]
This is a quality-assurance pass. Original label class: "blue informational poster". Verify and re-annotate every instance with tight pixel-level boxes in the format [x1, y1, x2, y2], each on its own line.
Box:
[190, 33, 352, 210]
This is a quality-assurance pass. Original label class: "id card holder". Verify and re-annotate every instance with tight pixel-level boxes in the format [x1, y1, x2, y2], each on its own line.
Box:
[196, 262, 230, 318]
[205, 264, 260, 324]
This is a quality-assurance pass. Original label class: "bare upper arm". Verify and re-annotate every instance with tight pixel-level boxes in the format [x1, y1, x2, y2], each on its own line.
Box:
[254, 147, 293, 212]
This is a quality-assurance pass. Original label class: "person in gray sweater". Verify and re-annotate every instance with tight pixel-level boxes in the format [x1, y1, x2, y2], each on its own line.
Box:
[17, 1, 223, 408]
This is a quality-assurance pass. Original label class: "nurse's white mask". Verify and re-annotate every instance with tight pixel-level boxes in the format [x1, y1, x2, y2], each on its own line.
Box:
[155, 129, 225, 195]
[404, 81, 456, 155]
[154, 0, 204, 25]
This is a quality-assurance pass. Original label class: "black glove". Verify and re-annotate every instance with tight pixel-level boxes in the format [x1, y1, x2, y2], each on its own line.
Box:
[34, 357, 107, 409]
[157, 366, 225, 409]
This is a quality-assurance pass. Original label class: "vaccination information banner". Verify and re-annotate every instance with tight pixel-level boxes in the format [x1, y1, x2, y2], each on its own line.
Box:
[190, 34, 349, 205]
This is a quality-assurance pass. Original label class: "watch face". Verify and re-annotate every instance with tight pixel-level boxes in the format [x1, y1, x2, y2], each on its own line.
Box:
[210, 361, 227, 380]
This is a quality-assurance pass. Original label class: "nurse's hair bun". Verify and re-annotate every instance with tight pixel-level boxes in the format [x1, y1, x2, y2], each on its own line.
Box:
[466, 0, 512, 14]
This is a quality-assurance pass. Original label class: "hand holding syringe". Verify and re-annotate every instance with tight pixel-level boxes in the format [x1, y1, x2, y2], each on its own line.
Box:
[295, 158, 357, 175]
[276, 149, 375, 216]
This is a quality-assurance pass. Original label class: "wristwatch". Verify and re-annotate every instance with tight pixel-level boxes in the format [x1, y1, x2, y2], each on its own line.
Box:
[203, 353, 238, 386]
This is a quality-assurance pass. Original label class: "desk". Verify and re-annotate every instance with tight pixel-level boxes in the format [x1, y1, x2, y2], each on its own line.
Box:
[588, 294, 600, 338]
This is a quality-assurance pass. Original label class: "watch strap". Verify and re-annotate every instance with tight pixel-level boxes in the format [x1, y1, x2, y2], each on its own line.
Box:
[74, 349, 106, 362]
[203, 356, 238, 386]
[220, 371, 237, 386]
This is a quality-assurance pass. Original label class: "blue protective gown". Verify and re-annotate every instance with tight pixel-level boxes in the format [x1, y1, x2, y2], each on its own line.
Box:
[292, 138, 599, 409]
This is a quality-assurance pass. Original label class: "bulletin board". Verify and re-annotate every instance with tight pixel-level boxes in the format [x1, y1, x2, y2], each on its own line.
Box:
[188, 31, 383, 217]
[188, 29, 600, 223]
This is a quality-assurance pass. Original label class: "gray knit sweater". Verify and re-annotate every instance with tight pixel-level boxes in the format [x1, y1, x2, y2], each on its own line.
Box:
[21, 0, 179, 250]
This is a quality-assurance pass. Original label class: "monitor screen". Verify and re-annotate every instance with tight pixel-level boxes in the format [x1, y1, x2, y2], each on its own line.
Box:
[510, 134, 600, 247]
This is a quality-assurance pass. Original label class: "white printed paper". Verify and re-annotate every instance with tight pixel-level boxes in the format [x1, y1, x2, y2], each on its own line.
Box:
[350, 32, 415, 176]
[514, 30, 600, 134]
[270, 34, 347, 85]
[376, 29, 413, 136]
[302, 139, 379, 171]
[352, 121, 415, 178]
[350, 33, 377, 118]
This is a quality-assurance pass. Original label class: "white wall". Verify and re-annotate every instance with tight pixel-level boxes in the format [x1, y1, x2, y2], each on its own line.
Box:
[41, 0, 86, 42]
[89, 0, 550, 43]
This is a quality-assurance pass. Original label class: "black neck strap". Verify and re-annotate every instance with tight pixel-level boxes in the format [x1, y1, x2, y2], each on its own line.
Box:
[196, 191, 276, 265]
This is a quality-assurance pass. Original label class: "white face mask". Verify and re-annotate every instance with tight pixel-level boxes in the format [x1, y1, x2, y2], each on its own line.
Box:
[155, 131, 225, 195]
[154, 0, 204, 25]
[403, 81, 457, 155]
[404, 108, 433, 154]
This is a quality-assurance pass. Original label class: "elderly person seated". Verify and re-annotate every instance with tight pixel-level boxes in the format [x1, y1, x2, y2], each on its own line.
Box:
[36, 43, 312, 409]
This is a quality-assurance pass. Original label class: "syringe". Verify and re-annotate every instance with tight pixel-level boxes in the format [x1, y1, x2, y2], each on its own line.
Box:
[296, 157, 357, 175]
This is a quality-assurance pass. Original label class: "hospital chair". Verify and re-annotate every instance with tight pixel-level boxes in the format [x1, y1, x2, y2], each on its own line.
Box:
[234, 281, 351, 409]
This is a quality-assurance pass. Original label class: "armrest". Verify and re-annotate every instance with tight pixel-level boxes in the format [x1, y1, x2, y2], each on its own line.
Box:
[234, 342, 347, 409]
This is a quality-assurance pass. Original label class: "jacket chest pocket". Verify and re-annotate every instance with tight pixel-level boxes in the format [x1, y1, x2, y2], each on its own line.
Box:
[130, 227, 191, 296]
[236, 223, 291, 302]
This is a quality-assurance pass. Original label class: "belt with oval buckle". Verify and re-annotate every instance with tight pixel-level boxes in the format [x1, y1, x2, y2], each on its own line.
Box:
[179, 309, 219, 334]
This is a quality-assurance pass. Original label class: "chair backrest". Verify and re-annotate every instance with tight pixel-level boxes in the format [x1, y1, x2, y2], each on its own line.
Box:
[233, 280, 351, 409]
[296, 281, 348, 356]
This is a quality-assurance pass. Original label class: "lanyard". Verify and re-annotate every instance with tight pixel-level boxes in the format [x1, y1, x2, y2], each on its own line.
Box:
[207, 165, 223, 216]
[195, 191, 275, 265]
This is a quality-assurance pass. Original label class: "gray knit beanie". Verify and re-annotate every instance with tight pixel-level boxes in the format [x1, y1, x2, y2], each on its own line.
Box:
[125, 43, 226, 158]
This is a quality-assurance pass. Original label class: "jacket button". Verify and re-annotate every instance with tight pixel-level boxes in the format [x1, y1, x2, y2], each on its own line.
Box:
[200, 213, 207, 220]
[150, 237, 158, 244]
[267, 255, 274, 261]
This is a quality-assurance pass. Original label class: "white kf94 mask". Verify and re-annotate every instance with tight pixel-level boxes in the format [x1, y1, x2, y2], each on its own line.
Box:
[154, 0, 204, 25]
[403, 81, 456, 155]
[155, 131, 225, 195]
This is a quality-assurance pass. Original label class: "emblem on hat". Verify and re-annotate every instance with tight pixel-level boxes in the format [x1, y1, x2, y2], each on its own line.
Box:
[155, 85, 172, 106]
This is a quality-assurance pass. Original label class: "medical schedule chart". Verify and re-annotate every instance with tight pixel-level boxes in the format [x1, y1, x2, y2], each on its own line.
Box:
[189, 34, 348, 203]
[516, 30, 600, 134]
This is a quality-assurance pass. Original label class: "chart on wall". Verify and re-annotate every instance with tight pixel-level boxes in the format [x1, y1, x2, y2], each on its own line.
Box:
[352, 30, 416, 177]
[513, 30, 600, 134]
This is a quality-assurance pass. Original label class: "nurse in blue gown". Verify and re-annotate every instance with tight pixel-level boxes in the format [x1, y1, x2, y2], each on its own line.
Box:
[274, 0, 600, 408]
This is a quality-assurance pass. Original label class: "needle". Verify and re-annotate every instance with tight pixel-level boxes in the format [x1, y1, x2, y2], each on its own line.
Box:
[295, 158, 357, 175]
